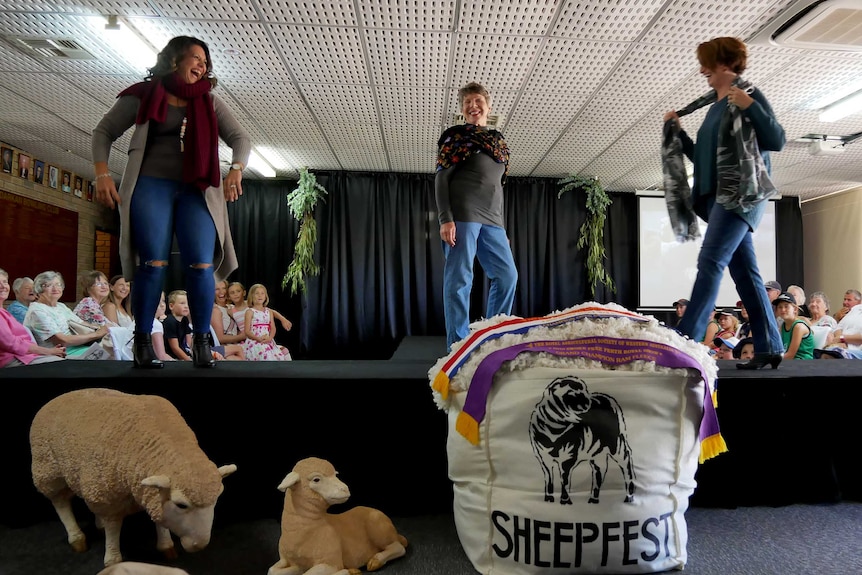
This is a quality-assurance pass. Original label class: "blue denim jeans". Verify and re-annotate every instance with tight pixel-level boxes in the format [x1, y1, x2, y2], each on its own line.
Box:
[677, 197, 783, 355]
[130, 176, 216, 336]
[442, 221, 517, 350]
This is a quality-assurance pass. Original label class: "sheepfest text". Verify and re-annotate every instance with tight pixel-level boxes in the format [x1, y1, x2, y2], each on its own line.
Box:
[491, 509, 676, 568]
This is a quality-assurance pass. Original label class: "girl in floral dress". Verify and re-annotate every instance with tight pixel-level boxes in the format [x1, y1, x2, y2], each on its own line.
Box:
[242, 284, 291, 361]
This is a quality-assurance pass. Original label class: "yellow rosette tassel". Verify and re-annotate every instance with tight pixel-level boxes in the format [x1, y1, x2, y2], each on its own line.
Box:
[455, 411, 480, 445]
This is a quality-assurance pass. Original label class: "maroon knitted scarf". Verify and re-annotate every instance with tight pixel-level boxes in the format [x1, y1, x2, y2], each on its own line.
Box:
[119, 72, 220, 190]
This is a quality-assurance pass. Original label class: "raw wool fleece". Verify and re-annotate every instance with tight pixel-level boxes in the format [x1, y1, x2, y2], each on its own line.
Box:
[428, 302, 720, 575]
[30, 388, 225, 523]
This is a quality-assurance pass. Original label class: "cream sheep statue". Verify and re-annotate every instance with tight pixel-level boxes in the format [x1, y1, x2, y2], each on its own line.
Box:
[29, 388, 237, 568]
[97, 563, 190, 575]
[268, 457, 408, 575]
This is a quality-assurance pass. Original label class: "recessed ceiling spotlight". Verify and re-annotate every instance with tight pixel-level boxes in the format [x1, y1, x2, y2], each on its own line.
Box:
[222, 48, 242, 56]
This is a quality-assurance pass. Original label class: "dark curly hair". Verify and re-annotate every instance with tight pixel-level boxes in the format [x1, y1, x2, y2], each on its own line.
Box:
[146, 36, 217, 88]
[696, 37, 747, 75]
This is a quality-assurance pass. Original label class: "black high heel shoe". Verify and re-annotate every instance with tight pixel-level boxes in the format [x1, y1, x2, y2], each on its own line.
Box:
[736, 353, 782, 370]
[133, 333, 164, 369]
[192, 332, 216, 368]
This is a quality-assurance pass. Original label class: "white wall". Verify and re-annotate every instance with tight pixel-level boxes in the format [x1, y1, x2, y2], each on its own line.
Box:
[802, 186, 862, 311]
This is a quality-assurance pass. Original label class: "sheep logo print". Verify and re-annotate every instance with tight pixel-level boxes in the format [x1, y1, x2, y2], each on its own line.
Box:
[529, 376, 636, 505]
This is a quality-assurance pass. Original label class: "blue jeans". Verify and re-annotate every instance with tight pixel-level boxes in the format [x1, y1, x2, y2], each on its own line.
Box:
[677, 197, 783, 355]
[442, 221, 517, 350]
[130, 176, 216, 336]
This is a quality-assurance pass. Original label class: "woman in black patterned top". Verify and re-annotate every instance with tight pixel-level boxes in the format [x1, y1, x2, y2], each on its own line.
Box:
[435, 82, 518, 351]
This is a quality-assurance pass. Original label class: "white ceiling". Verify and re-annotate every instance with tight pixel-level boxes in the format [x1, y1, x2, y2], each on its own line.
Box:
[1, 0, 861, 201]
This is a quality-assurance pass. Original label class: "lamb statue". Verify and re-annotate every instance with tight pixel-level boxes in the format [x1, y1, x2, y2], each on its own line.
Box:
[29, 387, 237, 567]
[269, 457, 408, 575]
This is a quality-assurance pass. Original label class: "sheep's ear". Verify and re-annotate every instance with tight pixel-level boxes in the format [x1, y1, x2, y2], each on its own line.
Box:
[277, 472, 300, 492]
[218, 464, 237, 478]
[141, 475, 171, 489]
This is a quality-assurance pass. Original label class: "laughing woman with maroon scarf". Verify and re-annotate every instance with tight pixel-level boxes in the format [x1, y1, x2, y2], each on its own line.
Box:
[92, 36, 250, 369]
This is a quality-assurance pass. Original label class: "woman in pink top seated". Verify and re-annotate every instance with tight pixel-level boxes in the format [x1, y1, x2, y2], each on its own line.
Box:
[0, 268, 66, 367]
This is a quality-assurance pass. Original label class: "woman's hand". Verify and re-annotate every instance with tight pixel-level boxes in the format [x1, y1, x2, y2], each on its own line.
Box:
[727, 86, 753, 110]
[663, 110, 679, 124]
[95, 175, 120, 209]
[223, 170, 243, 202]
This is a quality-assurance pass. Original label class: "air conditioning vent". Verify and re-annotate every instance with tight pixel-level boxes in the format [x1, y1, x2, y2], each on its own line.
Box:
[13, 37, 95, 60]
[750, 0, 862, 51]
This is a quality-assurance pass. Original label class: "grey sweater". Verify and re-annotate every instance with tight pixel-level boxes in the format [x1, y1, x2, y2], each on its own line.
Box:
[435, 152, 505, 228]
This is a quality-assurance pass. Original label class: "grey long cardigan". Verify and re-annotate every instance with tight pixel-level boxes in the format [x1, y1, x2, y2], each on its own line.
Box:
[92, 93, 251, 283]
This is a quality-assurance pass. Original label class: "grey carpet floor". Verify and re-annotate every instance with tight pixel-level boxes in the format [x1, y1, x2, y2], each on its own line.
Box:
[2, 503, 860, 575]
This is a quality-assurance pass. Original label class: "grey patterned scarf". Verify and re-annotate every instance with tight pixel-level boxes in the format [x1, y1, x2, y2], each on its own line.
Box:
[661, 77, 776, 242]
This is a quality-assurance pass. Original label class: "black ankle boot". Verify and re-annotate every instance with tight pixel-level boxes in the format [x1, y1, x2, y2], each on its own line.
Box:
[133, 333, 164, 369]
[192, 333, 216, 368]
[736, 353, 782, 370]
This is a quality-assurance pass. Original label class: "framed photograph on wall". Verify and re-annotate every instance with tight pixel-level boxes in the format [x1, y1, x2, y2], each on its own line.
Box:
[34, 160, 45, 184]
[18, 154, 31, 179]
[73, 175, 83, 198]
[48, 165, 59, 189]
[86, 180, 94, 202]
[1, 147, 12, 173]
[61, 170, 72, 193]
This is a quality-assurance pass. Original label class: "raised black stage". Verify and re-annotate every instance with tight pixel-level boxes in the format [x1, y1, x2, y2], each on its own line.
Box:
[2, 336, 861, 531]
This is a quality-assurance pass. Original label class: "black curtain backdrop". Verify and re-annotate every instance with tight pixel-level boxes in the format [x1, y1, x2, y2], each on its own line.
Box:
[220, 173, 801, 360]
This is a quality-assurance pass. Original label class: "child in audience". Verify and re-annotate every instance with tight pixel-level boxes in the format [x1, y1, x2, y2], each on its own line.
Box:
[213, 280, 244, 344]
[732, 337, 755, 360]
[713, 336, 738, 360]
[228, 281, 249, 334]
[773, 292, 814, 360]
[243, 284, 291, 361]
[150, 291, 174, 362]
[163, 290, 194, 361]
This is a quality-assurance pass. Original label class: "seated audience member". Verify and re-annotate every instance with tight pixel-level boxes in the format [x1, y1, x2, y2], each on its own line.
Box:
[773, 291, 813, 360]
[243, 283, 291, 361]
[7, 276, 35, 323]
[807, 291, 838, 330]
[73, 271, 113, 325]
[817, 299, 862, 359]
[150, 292, 174, 362]
[212, 280, 245, 345]
[732, 337, 755, 360]
[713, 335, 739, 360]
[102, 275, 135, 329]
[0, 268, 65, 367]
[23, 270, 108, 358]
[786, 284, 810, 318]
[700, 307, 721, 348]
[833, 289, 861, 323]
[228, 281, 250, 334]
[713, 308, 739, 347]
[672, 298, 688, 327]
[764, 280, 782, 302]
[735, 300, 752, 339]
[163, 290, 194, 361]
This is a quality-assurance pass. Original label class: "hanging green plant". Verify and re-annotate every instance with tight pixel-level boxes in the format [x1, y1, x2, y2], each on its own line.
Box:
[282, 167, 327, 296]
[557, 173, 616, 298]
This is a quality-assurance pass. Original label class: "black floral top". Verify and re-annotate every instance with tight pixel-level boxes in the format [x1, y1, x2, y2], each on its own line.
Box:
[436, 124, 509, 185]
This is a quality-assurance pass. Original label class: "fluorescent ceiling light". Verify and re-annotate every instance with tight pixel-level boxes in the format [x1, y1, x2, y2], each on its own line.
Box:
[247, 149, 276, 178]
[819, 89, 862, 122]
[86, 16, 158, 75]
[255, 146, 292, 171]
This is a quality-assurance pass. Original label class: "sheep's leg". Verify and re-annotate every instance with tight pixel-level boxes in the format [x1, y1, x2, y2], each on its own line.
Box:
[302, 565, 349, 575]
[266, 559, 303, 575]
[101, 516, 125, 567]
[155, 524, 178, 559]
[366, 540, 407, 572]
[49, 491, 87, 553]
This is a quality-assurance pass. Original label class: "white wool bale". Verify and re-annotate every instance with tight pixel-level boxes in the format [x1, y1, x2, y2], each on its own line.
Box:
[429, 303, 722, 574]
